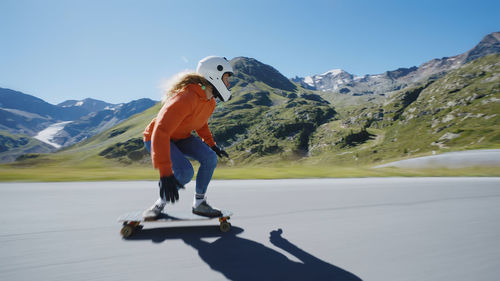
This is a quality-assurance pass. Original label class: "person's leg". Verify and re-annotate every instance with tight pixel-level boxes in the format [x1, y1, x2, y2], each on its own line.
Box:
[174, 135, 217, 196]
[170, 140, 195, 186]
[175, 136, 221, 217]
[154, 140, 194, 207]
[145, 139, 194, 185]
[143, 140, 194, 213]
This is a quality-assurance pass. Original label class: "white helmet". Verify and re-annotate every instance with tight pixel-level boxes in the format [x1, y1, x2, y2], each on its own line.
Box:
[196, 56, 233, 101]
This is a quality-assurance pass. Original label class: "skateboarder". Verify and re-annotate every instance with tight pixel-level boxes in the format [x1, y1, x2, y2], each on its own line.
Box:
[142, 56, 233, 220]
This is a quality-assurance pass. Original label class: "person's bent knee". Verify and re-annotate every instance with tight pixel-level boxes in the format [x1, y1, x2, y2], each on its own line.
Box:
[204, 150, 218, 169]
[174, 168, 194, 185]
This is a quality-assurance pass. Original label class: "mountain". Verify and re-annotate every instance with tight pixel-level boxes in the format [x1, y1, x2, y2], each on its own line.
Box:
[0, 88, 90, 121]
[309, 53, 500, 165]
[0, 131, 55, 163]
[0, 89, 157, 138]
[0, 88, 90, 135]
[292, 69, 354, 92]
[51, 98, 157, 147]
[292, 66, 426, 101]
[231, 57, 297, 92]
[464, 32, 500, 63]
[0, 88, 157, 162]
[0, 106, 52, 136]
[293, 32, 500, 100]
[58, 98, 121, 112]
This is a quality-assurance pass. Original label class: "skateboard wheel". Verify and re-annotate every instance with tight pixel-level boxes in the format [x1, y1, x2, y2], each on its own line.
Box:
[220, 222, 231, 233]
[121, 225, 135, 238]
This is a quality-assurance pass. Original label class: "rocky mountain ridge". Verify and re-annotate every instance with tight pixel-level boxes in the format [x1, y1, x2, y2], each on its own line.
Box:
[293, 32, 500, 98]
[51, 98, 156, 147]
[58, 98, 123, 112]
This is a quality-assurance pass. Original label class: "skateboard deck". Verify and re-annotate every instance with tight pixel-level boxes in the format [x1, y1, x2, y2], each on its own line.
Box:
[118, 209, 232, 238]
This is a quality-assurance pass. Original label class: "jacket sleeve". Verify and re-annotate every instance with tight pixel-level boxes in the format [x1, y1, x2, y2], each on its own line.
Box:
[195, 123, 216, 147]
[143, 118, 156, 142]
[151, 97, 192, 177]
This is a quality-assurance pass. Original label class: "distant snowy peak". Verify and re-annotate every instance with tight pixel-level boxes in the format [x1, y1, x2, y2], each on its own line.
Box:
[301, 69, 354, 91]
[293, 31, 500, 94]
[321, 69, 347, 76]
[58, 98, 118, 112]
[58, 99, 84, 107]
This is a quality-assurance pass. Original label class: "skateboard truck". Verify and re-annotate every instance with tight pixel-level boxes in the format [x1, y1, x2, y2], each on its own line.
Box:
[219, 216, 231, 233]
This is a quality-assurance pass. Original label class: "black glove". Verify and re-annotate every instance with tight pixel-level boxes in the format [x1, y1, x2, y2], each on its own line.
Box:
[211, 145, 229, 158]
[159, 175, 184, 203]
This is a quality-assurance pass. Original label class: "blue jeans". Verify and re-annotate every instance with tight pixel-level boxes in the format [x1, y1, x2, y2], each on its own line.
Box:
[144, 135, 217, 195]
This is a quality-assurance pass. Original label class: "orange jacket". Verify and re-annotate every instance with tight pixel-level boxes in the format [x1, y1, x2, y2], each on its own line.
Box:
[144, 84, 216, 177]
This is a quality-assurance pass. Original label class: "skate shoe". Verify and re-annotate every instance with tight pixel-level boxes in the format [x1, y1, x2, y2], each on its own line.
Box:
[142, 203, 164, 221]
[192, 201, 222, 218]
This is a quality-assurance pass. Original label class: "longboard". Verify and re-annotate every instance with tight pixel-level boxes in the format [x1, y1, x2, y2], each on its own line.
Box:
[118, 209, 232, 238]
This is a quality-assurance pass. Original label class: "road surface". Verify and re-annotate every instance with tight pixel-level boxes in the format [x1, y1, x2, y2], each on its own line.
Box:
[376, 149, 500, 168]
[1, 178, 500, 281]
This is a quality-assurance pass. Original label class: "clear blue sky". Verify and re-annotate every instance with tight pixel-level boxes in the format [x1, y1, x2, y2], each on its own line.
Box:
[1, 0, 498, 104]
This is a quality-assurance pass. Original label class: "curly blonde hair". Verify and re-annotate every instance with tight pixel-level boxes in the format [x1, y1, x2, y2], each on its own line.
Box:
[163, 73, 211, 102]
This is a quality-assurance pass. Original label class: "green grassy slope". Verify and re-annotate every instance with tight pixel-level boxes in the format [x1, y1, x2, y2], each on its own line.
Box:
[307, 54, 500, 166]
[0, 131, 55, 163]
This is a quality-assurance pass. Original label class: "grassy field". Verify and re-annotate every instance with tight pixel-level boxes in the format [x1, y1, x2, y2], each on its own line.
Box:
[1, 162, 498, 182]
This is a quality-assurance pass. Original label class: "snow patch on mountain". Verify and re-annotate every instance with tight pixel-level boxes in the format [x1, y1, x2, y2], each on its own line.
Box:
[300, 69, 355, 91]
[34, 121, 72, 148]
[323, 69, 344, 76]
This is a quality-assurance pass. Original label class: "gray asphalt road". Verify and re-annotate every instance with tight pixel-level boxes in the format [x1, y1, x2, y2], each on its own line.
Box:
[1, 178, 500, 281]
[376, 149, 500, 168]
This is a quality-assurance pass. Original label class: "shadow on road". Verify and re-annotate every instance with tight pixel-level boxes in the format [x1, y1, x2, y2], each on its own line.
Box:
[125, 225, 235, 243]
[126, 226, 362, 281]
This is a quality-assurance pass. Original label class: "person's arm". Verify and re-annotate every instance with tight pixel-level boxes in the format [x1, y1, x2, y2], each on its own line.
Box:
[197, 123, 230, 158]
[195, 122, 216, 147]
[143, 117, 156, 142]
[151, 97, 192, 177]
